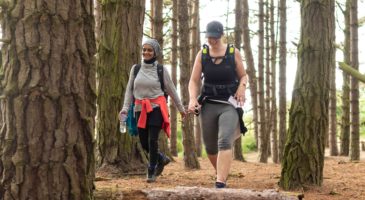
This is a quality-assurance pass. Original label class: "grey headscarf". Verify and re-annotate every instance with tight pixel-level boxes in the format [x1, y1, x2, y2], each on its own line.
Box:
[142, 38, 161, 58]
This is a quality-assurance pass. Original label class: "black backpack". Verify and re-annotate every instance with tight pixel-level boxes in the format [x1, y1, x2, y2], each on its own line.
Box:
[132, 64, 168, 101]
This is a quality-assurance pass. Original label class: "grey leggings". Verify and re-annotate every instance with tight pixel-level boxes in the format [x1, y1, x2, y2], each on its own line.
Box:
[199, 102, 239, 155]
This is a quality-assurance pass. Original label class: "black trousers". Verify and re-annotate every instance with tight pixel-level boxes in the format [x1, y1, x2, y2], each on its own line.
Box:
[136, 107, 163, 167]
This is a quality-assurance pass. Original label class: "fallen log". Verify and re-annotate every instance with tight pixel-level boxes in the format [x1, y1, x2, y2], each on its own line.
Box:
[142, 186, 303, 200]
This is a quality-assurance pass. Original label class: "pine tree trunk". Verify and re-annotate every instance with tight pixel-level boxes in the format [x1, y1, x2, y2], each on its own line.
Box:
[258, 0, 268, 163]
[0, 0, 96, 199]
[278, 0, 287, 162]
[269, 0, 278, 163]
[340, 0, 351, 156]
[190, 0, 203, 157]
[279, 0, 335, 190]
[96, 0, 146, 170]
[349, 0, 360, 161]
[170, 0, 179, 157]
[265, 2, 272, 156]
[233, 0, 245, 162]
[329, 49, 338, 156]
[242, 0, 259, 148]
[178, 0, 200, 169]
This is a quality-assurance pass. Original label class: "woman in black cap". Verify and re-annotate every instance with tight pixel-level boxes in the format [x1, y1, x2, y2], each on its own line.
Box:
[120, 38, 186, 183]
[188, 21, 248, 188]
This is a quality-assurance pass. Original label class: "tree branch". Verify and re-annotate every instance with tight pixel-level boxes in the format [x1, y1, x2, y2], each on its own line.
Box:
[338, 62, 365, 83]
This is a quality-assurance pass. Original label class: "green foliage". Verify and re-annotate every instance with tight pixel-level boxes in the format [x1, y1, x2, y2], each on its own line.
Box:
[242, 132, 257, 153]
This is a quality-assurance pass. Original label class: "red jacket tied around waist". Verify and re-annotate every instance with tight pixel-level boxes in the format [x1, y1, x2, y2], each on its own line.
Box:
[134, 96, 170, 137]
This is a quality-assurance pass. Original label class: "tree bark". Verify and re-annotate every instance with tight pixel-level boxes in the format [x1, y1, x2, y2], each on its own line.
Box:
[340, 0, 351, 156]
[278, 0, 287, 163]
[170, 0, 179, 157]
[269, 0, 278, 163]
[279, 0, 335, 190]
[242, 0, 259, 149]
[178, 0, 200, 169]
[143, 187, 301, 200]
[233, 0, 245, 162]
[190, 0, 203, 157]
[96, 0, 146, 171]
[0, 0, 96, 199]
[349, 0, 360, 161]
[258, 0, 268, 163]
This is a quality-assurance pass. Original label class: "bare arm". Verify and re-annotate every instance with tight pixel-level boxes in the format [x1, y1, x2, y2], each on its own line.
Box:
[188, 50, 203, 112]
[234, 48, 248, 105]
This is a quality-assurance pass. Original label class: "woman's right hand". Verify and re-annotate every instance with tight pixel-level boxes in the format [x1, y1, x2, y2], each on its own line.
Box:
[119, 110, 127, 121]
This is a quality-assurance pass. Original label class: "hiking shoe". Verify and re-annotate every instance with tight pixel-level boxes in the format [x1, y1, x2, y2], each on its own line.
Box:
[215, 182, 226, 188]
[146, 166, 156, 183]
[155, 154, 171, 176]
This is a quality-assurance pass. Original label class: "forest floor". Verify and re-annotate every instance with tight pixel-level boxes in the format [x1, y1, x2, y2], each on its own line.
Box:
[94, 150, 365, 200]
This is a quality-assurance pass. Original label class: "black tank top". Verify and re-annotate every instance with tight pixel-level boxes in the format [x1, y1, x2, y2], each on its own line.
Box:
[202, 46, 238, 100]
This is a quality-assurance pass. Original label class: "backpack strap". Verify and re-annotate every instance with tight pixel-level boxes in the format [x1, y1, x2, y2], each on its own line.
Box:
[157, 64, 165, 92]
[227, 44, 235, 69]
[157, 64, 169, 100]
[131, 64, 141, 92]
[201, 44, 210, 72]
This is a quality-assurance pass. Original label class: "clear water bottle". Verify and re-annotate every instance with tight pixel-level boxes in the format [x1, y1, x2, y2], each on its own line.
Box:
[119, 113, 127, 133]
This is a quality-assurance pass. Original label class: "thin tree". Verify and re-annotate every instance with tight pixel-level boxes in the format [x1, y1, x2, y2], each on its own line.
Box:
[0, 0, 96, 199]
[96, 0, 146, 170]
[189, 0, 203, 157]
[258, 0, 268, 163]
[178, 0, 200, 169]
[151, 0, 173, 159]
[340, 0, 351, 156]
[329, 23, 338, 156]
[170, 0, 179, 156]
[264, 0, 272, 157]
[279, 0, 335, 190]
[242, 0, 259, 148]
[349, 0, 360, 161]
[233, 0, 245, 162]
[278, 0, 287, 162]
[269, 0, 278, 163]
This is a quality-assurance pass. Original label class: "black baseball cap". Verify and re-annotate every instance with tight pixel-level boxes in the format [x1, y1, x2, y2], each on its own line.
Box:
[205, 21, 223, 38]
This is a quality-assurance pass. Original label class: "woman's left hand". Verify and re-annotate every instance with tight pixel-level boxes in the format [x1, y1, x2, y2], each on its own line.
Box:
[234, 85, 246, 106]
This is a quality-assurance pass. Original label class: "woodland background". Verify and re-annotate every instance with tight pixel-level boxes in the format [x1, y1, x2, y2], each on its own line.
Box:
[0, 0, 364, 199]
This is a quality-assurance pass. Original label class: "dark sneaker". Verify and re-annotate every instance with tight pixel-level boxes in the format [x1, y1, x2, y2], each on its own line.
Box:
[215, 182, 226, 188]
[155, 154, 171, 176]
[146, 167, 156, 183]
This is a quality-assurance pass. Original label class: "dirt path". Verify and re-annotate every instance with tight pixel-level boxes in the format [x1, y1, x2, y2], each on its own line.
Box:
[95, 152, 365, 200]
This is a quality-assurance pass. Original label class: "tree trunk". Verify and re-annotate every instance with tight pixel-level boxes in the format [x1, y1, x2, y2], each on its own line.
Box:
[0, 0, 96, 199]
[340, 0, 351, 156]
[143, 187, 301, 200]
[265, 1, 272, 158]
[242, 0, 259, 148]
[269, 0, 278, 163]
[233, 0, 245, 162]
[258, 0, 268, 163]
[329, 45, 338, 156]
[278, 0, 287, 163]
[96, 0, 146, 171]
[151, 0, 172, 159]
[178, 0, 200, 169]
[170, 0, 179, 157]
[190, 0, 203, 157]
[279, 0, 335, 190]
[349, 0, 360, 161]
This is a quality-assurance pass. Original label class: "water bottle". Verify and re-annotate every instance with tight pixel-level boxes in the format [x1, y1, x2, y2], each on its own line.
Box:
[119, 113, 127, 133]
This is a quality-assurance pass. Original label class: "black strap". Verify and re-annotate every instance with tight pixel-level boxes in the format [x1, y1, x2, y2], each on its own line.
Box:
[156, 64, 165, 92]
